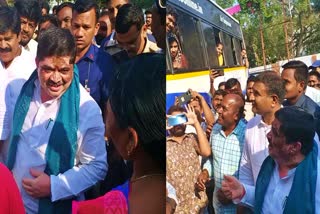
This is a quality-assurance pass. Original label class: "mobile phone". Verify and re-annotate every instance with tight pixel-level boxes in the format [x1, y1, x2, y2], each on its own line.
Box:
[168, 114, 188, 127]
[177, 91, 192, 106]
[217, 69, 224, 76]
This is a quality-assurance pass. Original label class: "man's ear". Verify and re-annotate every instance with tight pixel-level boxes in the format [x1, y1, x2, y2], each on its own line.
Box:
[290, 142, 302, 155]
[94, 22, 100, 36]
[298, 81, 306, 93]
[141, 24, 147, 37]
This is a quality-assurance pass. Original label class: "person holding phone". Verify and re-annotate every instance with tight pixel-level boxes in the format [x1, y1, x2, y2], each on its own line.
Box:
[166, 104, 211, 213]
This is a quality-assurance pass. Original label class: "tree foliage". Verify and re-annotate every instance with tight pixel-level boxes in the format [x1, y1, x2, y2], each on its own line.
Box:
[215, 0, 235, 9]
[236, 0, 320, 67]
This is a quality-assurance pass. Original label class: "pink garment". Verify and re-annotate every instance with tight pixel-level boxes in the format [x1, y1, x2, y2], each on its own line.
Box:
[72, 190, 128, 214]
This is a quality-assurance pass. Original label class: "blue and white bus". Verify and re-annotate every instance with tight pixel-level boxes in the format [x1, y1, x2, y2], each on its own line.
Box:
[166, 0, 247, 109]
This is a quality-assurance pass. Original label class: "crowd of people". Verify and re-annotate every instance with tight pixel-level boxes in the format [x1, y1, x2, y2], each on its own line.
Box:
[0, 0, 320, 213]
[0, 0, 166, 213]
[166, 60, 320, 213]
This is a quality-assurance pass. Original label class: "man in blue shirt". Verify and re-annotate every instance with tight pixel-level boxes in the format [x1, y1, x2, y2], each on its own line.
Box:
[72, 0, 114, 107]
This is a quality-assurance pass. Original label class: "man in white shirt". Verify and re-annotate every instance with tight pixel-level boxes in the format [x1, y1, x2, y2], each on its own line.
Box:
[5, 27, 107, 213]
[0, 6, 36, 154]
[222, 106, 320, 213]
[14, 0, 41, 57]
[240, 72, 285, 186]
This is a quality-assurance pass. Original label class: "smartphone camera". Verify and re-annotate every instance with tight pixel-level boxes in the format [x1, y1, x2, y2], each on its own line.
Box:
[177, 90, 192, 106]
[168, 114, 188, 127]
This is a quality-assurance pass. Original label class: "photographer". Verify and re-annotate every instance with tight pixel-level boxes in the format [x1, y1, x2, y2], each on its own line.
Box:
[166, 104, 210, 213]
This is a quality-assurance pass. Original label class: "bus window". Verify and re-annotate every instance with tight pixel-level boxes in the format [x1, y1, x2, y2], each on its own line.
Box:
[221, 32, 234, 66]
[174, 9, 206, 71]
[168, 33, 189, 70]
[233, 38, 242, 66]
[201, 22, 219, 68]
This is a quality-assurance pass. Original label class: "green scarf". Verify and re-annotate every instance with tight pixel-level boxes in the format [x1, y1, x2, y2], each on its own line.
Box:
[254, 142, 318, 214]
[7, 66, 80, 214]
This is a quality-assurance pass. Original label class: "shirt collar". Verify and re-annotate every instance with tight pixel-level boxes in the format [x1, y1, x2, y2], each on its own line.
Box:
[232, 119, 246, 136]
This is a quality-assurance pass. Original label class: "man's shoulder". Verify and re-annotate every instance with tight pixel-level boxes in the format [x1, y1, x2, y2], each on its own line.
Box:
[247, 115, 262, 128]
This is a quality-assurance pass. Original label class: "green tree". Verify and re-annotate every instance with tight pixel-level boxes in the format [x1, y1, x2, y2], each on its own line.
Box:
[237, 0, 320, 67]
[215, 0, 235, 9]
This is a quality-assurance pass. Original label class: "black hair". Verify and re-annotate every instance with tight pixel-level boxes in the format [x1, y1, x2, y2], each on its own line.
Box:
[108, 53, 166, 172]
[39, 14, 59, 28]
[73, 0, 99, 23]
[213, 89, 227, 98]
[309, 71, 320, 81]
[37, 27, 76, 64]
[115, 3, 144, 34]
[0, 6, 21, 35]
[166, 5, 177, 21]
[275, 106, 315, 155]
[145, 9, 152, 15]
[218, 81, 226, 89]
[282, 60, 308, 90]
[56, 2, 74, 15]
[39, 0, 50, 14]
[247, 75, 257, 84]
[255, 71, 286, 103]
[225, 78, 241, 90]
[167, 105, 186, 115]
[14, 0, 42, 24]
[52, 5, 58, 13]
[100, 10, 109, 17]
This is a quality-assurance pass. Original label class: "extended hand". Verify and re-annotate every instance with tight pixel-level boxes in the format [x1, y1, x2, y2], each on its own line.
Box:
[217, 188, 232, 205]
[195, 170, 209, 191]
[209, 69, 220, 82]
[184, 104, 198, 126]
[22, 168, 51, 198]
[221, 175, 244, 200]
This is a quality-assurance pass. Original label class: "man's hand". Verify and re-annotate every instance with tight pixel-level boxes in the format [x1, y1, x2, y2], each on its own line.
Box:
[217, 188, 232, 205]
[195, 170, 209, 191]
[184, 104, 199, 126]
[221, 175, 244, 200]
[205, 123, 213, 139]
[209, 70, 220, 83]
[22, 168, 51, 198]
[189, 89, 202, 100]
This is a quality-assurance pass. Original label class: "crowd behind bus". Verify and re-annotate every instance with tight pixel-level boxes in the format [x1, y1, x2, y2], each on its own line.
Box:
[166, 5, 320, 214]
[0, 0, 167, 213]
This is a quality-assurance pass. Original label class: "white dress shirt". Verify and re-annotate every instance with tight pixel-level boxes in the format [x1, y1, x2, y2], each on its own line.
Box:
[9, 79, 107, 213]
[240, 160, 320, 214]
[306, 86, 320, 106]
[240, 115, 271, 186]
[23, 39, 38, 58]
[0, 47, 35, 141]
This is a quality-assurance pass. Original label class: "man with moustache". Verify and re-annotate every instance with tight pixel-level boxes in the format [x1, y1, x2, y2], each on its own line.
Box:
[196, 92, 246, 213]
[56, 2, 74, 31]
[5, 26, 107, 214]
[166, 105, 211, 213]
[0, 6, 36, 158]
[72, 0, 114, 107]
[240, 72, 285, 187]
[222, 107, 320, 213]
[14, 0, 42, 57]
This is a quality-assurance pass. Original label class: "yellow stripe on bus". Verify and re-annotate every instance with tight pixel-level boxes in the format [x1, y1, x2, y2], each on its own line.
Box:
[166, 67, 246, 81]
